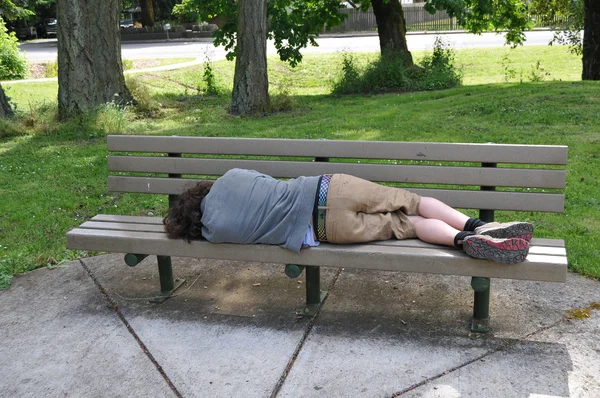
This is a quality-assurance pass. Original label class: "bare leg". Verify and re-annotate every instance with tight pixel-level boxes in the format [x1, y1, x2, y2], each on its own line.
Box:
[407, 216, 459, 246]
[418, 197, 470, 231]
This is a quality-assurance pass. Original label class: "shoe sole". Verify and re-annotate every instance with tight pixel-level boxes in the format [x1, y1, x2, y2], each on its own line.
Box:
[463, 236, 529, 264]
[478, 222, 534, 242]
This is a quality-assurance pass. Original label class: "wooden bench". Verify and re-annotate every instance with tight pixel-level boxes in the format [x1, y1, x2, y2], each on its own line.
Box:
[66, 135, 569, 333]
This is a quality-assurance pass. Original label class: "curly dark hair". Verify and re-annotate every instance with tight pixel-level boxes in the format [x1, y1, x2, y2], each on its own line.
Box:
[163, 181, 214, 242]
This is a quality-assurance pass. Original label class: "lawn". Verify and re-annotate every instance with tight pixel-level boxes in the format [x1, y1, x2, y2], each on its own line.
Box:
[0, 44, 598, 289]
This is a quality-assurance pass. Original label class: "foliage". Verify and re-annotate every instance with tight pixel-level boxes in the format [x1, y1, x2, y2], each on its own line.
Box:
[424, 0, 532, 46]
[174, 0, 345, 67]
[527, 60, 551, 82]
[125, 76, 158, 114]
[201, 60, 220, 95]
[122, 59, 134, 70]
[501, 52, 553, 83]
[95, 102, 132, 135]
[268, 77, 295, 112]
[332, 37, 461, 94]
[416, 37, 462, 90]
[44, 59, 58, 78]
[0, 0, 35, 19]
[0, 17, 27, 81]
[529, 0, 584, 55]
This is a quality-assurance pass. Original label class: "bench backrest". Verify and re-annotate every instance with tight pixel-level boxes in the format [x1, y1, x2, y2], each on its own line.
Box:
[107, 136, 568, 214]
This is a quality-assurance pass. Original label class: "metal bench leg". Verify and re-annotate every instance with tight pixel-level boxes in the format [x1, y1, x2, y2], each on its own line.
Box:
[150, 255, 186, 303]
[299, 265, 327, 317]
[471, 277, 490, 333]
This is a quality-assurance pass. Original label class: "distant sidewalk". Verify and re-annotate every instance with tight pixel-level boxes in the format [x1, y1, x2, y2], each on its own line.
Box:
[1, 57, 204, 85]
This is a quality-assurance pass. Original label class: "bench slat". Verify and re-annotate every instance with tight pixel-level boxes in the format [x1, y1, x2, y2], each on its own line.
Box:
[85, 216, 567, 248]
[108, 156, 566, 189]
[80, 221, 165, 233]
[107, 176, 565, 212]
[66, 228, 567, 282]
[77, 218, 566, 256]
[91, 214, 163, 224]
[108, 136, 568, 165]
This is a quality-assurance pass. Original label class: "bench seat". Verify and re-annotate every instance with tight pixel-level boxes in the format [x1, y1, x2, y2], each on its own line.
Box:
[68, 215, 567, 283]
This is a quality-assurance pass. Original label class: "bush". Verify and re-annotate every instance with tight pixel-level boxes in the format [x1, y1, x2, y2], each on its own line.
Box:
[332, 52, 409, 94]
[122, 59, 134, 71]
[198, 60, 221, 96]
[413, 37, 462, 91]
[332, 37, 461, 95]
[0, 17, 28, 80]
[44, 60, 58, 78]
[126, 76, 158, 113]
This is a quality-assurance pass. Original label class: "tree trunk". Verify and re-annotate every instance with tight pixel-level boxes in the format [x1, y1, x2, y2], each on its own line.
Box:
[230, 0, 269, 115]
[57, 0, 132, 119]
[0, 84, 14, 118]
[141, 0, 156, 27]
[152, 0, 177, 21]
[371, 0, 414, 67]
[582, 0, 600, 80]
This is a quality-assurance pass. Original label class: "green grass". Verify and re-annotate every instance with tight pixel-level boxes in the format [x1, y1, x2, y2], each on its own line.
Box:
[1, 44, 598, 289]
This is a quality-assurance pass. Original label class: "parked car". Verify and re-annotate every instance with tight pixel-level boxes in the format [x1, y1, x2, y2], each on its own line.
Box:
[36, 18, 57, 38]
[14, 20, 38, 40]
[120, 19, 134, 28]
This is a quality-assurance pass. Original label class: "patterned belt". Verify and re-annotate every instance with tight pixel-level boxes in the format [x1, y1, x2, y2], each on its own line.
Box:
[315, 174, 332, 241]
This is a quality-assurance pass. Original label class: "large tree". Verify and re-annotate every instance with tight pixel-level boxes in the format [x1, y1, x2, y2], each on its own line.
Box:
[0, 84, 13, 118]
[57, 0, 132, 119]
[582, 0, 599, 79]
[341, 0, 530, 68]
[230, 0, 269, 114]
[176, 0, 532, 94]
[371, 0, 413, 66]
[175, 0, 343, 115]
[140, 0, 156, 27]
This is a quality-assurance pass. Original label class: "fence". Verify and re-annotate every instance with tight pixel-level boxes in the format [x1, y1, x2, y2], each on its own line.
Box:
[329, 4, 456, 33]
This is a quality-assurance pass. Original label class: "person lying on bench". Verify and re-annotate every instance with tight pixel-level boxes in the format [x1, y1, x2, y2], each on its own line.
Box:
[163, 168, 533, 264]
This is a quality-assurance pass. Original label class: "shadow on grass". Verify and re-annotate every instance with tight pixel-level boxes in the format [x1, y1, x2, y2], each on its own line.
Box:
[1, 80, 600, 289]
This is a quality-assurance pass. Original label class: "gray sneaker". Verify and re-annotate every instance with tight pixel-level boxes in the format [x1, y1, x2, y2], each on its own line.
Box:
[463, 235, 530, 264]
[474, 221, 534, 241]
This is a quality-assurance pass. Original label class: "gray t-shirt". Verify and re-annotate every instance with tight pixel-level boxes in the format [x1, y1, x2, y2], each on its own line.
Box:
[201, 169, 320, 252]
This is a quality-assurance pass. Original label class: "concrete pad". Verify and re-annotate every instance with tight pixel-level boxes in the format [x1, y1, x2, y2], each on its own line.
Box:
[278, 268, 600, 397]
[81, 254, 339, 397]
[0, 261, 175, 397]
[402, 312, 600, 398]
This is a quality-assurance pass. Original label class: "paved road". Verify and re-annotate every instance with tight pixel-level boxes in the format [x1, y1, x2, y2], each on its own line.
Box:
[20, 31, 555, 63]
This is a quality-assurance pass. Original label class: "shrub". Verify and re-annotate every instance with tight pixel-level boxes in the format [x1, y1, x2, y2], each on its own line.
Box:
[332, 37, 461, 95]
[44, 60, 58, 78]
[199, 60, 221, 95]
[0, 17, 28, 80]
[95, 102, 131, 135]
[413, 37, 462, 91]
[122, 59, 134, 71]
[332, 52, 409, 94]
[331, 53, 362, 94]
[268, 78, 295, 113]
[126, 76, 158, 113]
[0, 119, 26, 138]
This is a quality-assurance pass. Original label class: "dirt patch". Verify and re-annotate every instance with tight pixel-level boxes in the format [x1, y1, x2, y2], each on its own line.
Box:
[28, 63, 50, 79]
[127, 59, 163, 70]
[27, 59, 168, 80]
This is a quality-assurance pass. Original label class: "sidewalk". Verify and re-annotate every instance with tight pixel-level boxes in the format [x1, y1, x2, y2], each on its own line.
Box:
[1, 58, 205, 85]
[2, 253, 599, 397]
